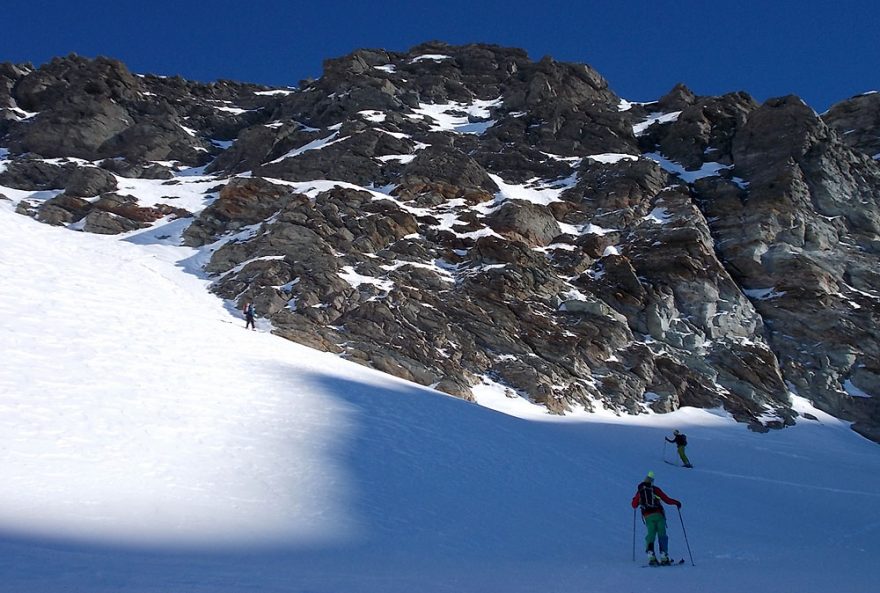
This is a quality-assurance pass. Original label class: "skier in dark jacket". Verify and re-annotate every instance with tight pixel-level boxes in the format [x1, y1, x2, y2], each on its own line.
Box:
[666, 429, 692, 468]
[631, 471, 681, 565]
[243, 302, 256, 330]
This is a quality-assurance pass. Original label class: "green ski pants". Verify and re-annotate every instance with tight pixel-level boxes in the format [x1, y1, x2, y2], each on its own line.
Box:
[677, 445, 690, 465]
[644, 513, 669, 553]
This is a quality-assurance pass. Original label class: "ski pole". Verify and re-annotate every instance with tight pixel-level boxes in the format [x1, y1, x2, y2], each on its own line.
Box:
[632, 508, 636, 562]
[677, 507, 695, 565]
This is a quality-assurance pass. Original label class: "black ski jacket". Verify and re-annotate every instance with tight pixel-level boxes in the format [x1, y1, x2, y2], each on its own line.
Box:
[666, 434, 687, 446]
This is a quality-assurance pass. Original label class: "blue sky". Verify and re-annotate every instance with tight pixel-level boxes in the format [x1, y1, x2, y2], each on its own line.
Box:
[4, 0, 876, 111]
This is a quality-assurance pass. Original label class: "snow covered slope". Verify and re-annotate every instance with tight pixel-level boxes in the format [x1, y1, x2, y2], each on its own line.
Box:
[1, 199, 879, 592]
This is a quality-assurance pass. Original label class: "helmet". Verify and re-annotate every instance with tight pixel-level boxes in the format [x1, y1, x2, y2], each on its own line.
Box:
[673, 429, 680, 435]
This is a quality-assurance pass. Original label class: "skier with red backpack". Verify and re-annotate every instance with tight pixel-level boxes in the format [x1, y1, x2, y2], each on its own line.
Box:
[631, 471, 681, 566]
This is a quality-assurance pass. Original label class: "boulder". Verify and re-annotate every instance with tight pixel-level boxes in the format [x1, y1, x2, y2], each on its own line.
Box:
[0, 159, 75, 190]
[401, 145, 498, 192]
[65, 166, 118, 197]
[32, 194, 90, 225]
[484, 200, 561, 246]
[81, 210, 147, 234]
[182, 177, 296, 247]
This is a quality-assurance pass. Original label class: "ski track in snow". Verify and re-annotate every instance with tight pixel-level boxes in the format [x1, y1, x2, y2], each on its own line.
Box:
[1, 164, 880, 591]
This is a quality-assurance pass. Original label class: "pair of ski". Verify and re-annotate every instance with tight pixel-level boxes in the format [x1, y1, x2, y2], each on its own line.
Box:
[642, 558, 686, 568]
[663, 460, 693, 468]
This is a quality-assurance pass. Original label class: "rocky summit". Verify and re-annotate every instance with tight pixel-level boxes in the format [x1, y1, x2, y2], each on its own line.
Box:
[2, 44, 879, 440]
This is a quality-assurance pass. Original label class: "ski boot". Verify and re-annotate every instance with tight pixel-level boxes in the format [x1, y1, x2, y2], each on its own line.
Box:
[659, 552, 672, 565]
[647, 552, 659, 566]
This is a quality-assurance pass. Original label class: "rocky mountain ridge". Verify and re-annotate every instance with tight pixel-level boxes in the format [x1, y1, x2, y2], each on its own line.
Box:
[2, 43, 879, 440]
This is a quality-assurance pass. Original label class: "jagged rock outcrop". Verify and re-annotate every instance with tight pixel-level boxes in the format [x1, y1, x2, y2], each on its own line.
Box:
[823, 91, 880, 158]
[0, 158, 78, 190]
[2, 45, 878, 441]
[19, 189, 190, 232]
[64, 166, 118, 197]
[693, 95, 880, 439]
[638, 86, 758, 168]
[1, 54, 272, 167]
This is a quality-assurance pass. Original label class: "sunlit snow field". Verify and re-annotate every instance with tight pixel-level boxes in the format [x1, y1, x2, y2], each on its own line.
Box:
[2, 174, 880, 592]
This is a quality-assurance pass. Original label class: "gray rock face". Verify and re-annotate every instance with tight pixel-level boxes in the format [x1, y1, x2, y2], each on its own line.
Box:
[695, 95, 880, 437]
[402, 145, 499, 192]
[0, 159, 76, 190]
[485, 201, 561, 246]
[2, 54, 271, 165]
[65, 166, 118, 197]
[99, 159, 174, 180]
[8, 56, 142, 159]
[19, 189, 190, 233]
[639, 90, 758, 169]
[823, 91, 880, 158]
[5, 45, 880, 441]
[81, 209, 147, 234]
[182, 177, 297, 247]
[35, 194, 91, 225]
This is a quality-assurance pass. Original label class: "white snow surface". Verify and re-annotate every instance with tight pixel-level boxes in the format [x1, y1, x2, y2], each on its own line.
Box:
[267, 131, 348, 163]
[410, 54, 452, 63]
[743, 287, 787, 300]
[338, 265, 394, 293]
[409, 98, 500, 134]
[9, 107, 39, 120]
[254, 89, 294, 96]
[587, 153, 639, 164]
[358, 110, 387, 123]
[844, 379, 872, 398]
[209, 101, 250, 115]
[645, 152, 732, 183]
[486, 172, 578, 208]
[603, 245, 621, 256]
[645, 206, 673, 225]
[1, 167, 880, 591]
[633, 111, 682, 136]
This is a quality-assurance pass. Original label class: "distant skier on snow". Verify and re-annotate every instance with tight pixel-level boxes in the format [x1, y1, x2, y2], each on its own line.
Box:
[243, 301, 256, 330]
[666, 429, 692, 468]
[631, 471, 682, 566]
